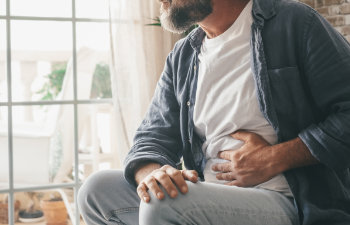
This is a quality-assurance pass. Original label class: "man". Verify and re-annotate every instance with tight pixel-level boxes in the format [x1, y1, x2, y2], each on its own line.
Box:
[78, 0, 350, 224]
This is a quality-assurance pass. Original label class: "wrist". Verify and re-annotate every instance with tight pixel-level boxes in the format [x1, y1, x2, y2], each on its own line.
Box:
[134, 162, 161, 185]
[270, 137, 319, 173]
[265, 145, 289, 175]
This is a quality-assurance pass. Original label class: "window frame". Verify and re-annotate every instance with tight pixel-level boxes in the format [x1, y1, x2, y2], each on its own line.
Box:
[0, 0, 114, 224]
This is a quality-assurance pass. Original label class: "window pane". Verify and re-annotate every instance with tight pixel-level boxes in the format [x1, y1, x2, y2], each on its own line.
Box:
[14, 188, 78, 224]
[11, 0, 71, 17]
[78, 103, 119, 181]
[13, 105, 75, 187]
[0, 107, 8, 190]
[76, 0, 109, 19]
[0, 0, 5, 15]
[76, 22, 111, 100]
[0, 20, 6, 102]
[11, 21, 72, 102]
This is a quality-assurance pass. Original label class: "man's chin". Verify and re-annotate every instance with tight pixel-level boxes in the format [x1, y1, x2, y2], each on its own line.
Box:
[160, 14, 190, 34]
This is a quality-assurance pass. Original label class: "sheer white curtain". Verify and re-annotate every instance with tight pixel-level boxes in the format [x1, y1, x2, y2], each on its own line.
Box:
[109, 0, 180, 166]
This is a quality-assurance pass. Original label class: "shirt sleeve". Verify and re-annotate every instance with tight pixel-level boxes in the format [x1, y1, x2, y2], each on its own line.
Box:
[123, 50, 183, 187]
[298, 10, 350, 171]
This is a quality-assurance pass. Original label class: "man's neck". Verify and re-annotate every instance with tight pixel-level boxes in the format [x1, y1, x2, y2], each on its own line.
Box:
[198, 0, 250, 39]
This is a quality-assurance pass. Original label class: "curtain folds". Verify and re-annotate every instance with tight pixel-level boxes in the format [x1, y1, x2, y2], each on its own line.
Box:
[109, 0, 180, 167]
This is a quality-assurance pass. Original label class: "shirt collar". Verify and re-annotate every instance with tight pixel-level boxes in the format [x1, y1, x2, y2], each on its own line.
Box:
[188, 0, 277, 50]
[252, 0, 277, 26]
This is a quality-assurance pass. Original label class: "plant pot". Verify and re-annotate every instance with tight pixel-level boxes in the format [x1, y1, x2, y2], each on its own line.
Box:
[0, 200, 20, 224]
[40, 200, 67, 225]
[19, 209, 44, 223]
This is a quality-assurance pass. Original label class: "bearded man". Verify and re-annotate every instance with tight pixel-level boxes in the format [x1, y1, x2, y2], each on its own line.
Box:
[78, 0, 350, 224]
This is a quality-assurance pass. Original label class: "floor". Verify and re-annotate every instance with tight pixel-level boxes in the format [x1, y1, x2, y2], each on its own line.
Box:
[13, 219, 86, 225]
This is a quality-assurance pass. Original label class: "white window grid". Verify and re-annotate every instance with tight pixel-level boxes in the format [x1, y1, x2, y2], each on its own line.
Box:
[0, 0, 118, 224]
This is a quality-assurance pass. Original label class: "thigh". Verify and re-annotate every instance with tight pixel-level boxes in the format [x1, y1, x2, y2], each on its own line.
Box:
[140, 181, 299, 225]
[78, 170, 140, 225]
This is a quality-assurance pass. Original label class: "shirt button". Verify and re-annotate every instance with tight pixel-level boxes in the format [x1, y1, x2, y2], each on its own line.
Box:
[194, 65, 197, 71]
[187, 101, 190, 106]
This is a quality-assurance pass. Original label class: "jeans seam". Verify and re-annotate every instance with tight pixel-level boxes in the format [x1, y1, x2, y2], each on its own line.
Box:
[106, 207, 139, 225]
[179, 207, 297, 225]
[112, 207, 139, 214]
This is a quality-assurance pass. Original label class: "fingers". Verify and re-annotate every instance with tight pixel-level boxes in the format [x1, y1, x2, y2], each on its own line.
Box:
[145, 176, 164, 200]
[217, 150, 235, 160]
[216, 172, 236, 181]
[137, 165, 200, 203]
[153, 170, 178, 198]
[182, 170, 198, 183]
[137, 178, 164, 203]
[230, 130, 251, 141]
[137, 183, 150, 203]
[165, 167, 188, 194]
[225, 180, 244, 187]
[212, 162, 232, 172]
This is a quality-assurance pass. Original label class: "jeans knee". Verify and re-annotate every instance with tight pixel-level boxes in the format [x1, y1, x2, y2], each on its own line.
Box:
[139, 194, 182, 225]
[78, 171, 104, 214]
[78, 170, 125, 216]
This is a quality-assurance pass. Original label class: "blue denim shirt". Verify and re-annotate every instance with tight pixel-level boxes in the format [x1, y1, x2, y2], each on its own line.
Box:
[124, 0, 350, 224]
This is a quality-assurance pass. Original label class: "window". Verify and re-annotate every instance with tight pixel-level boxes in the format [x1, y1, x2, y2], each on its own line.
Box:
[0, 1, 115, 224]
[0, 0, 5, 16]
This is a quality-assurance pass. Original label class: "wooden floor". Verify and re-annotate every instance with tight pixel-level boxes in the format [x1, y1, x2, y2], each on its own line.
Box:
[12, 219, 86, 225]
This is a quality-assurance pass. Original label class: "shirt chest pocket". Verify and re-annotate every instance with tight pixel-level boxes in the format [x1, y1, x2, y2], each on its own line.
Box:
[267, 67, 315, 139]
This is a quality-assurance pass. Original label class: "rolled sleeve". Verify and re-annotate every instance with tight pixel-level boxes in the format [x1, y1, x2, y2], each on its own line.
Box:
[123, 50, 183, 186]
[298, 11, 350, 171]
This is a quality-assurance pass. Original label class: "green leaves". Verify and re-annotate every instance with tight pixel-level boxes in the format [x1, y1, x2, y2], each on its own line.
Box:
[36, 63, 66, 101]
[146, 17, 162, 27]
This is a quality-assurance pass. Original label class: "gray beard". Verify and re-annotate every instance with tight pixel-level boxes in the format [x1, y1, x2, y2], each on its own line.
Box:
[160, 0, 212, 34]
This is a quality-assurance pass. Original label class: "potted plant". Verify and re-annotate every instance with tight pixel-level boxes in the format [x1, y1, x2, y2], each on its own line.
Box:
[40, 193, 67, 225]
[18, 192, 44, 223]
[36, 62, 112, 101]
[0, 194, 20, 224]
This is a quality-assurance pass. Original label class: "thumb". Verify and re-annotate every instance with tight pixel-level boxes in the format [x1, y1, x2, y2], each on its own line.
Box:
[230, 130, 252, 142]
[225, 180, 244, 187]
[182, 170, 198, 183]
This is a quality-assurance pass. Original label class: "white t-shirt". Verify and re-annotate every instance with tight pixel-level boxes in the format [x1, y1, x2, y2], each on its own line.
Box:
[193, 0, 292, 197]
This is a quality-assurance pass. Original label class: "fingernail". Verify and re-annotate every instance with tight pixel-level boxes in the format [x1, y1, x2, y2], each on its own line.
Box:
[181, 186, 188, 193]
[171, 190, 177, 197]
[143, 196, 148, 202]
[157, 192, 162, 199]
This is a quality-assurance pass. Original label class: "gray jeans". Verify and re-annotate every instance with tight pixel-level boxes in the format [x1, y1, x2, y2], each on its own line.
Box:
[78, 170, 299, 225]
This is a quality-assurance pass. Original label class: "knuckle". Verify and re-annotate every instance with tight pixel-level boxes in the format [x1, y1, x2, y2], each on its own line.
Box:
[157, 172, 168, 180]
[247, 133, 254, 141]
[137, 185, 146, 194]
[161, 165, 171, 170]
[145, 177, 156, 186]
[137, 184, 143, 192]
[191, 170, 198, 176]
[232, 163, 239, 170]
[232, 152, 240, 162]
[169, 169, 181, 177]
